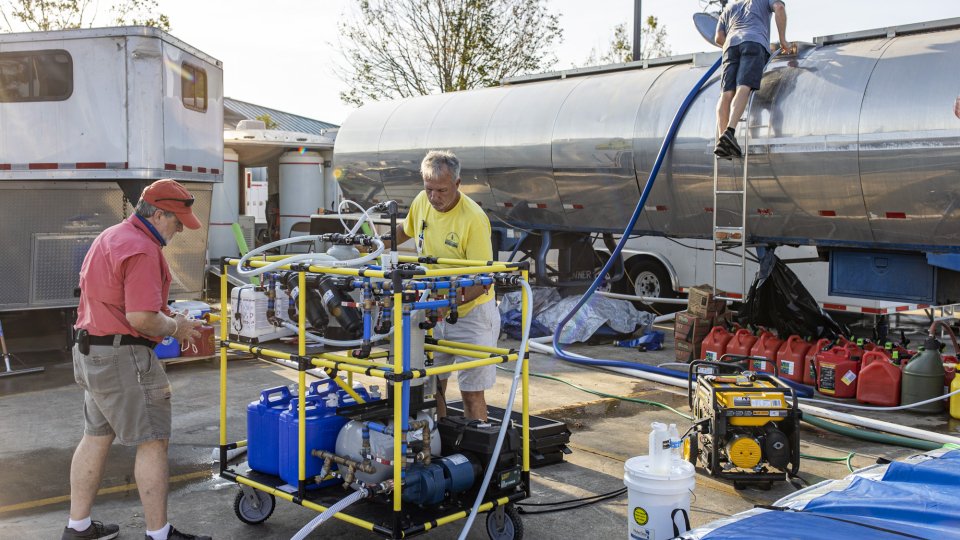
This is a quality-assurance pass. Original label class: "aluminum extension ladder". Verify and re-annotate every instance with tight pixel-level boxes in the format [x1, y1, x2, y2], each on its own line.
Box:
[711, 92, 762, 303]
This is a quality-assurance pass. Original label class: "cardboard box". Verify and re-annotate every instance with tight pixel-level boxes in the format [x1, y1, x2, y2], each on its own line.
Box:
[687, 284, 726, 318]
[675, 311, 715, 342]
[675, 339, 698, 363]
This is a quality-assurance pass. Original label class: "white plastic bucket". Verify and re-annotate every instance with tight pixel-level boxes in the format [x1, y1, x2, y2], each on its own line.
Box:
[624, 456, 695, 540]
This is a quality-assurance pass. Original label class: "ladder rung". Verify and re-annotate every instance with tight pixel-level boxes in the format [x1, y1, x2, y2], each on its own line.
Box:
[714, 234, 743, 242]
[714, 227, 743, 242]
[715, 261, 744, 267]
[715, 190, 745, 195]
[715, 295, 741, 302]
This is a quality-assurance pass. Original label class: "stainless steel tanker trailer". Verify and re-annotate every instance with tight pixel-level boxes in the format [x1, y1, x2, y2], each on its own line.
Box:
[332, 17, 960, 306]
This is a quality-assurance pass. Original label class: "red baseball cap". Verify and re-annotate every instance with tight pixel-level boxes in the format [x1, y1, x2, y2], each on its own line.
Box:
[142, 179, 201, 230]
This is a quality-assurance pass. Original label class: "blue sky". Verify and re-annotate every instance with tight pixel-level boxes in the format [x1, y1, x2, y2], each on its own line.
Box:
[153, 0, 960, 125]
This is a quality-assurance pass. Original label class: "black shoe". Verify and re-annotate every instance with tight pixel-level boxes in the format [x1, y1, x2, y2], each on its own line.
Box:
[719, 131, 743, 158]
[714, 143, 734, 160]
[155, 525, 212, 540]
[62, 521, 120, 540]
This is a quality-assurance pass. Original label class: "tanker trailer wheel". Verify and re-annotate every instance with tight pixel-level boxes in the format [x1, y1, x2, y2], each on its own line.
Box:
[622, 257, 677, 312]
[486, 505, 523, 540]
[592, 251, 615, 292]
[234, 487, 275, 525]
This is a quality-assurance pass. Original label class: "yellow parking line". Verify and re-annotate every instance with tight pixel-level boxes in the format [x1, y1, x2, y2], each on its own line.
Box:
[0, 470, 211, 514]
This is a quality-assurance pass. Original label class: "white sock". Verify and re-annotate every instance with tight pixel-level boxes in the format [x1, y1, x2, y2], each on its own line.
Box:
[68, 517, 91, 531]
[146, 523, 171, 540]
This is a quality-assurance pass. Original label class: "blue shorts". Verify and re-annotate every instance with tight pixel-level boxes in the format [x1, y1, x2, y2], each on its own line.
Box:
[721, 41, 770, 92]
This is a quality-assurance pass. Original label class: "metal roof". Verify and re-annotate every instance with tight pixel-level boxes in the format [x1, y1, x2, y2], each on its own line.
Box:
[223, 97, 339, 135]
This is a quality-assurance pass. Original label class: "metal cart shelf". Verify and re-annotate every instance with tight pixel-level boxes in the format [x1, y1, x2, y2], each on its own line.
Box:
[215, 254, 533, 539]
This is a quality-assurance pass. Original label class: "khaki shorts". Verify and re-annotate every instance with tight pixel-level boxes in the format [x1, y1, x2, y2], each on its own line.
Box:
[72, 340, 172, 445]
[434, 300, 501, 392]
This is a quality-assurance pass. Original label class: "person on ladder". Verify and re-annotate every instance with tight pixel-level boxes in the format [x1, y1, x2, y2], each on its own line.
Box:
[714, 0, 791, 159]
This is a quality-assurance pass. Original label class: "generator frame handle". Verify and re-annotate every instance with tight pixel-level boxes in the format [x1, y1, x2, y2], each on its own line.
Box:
[686, 359, 800, 412]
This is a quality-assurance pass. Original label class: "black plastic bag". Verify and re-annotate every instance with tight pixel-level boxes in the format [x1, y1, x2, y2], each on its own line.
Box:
[737, 250, 848, 339]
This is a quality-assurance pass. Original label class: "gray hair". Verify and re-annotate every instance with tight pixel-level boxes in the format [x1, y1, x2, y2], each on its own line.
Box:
[420, 150, 461, 182]
[135, 199, 174, 220]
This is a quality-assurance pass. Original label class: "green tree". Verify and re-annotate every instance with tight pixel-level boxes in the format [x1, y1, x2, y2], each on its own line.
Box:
[256, 113, 279, 130]
[580, 16, 671, 67]
[338, 0, 563, 107]
[0, 0, 170, 32]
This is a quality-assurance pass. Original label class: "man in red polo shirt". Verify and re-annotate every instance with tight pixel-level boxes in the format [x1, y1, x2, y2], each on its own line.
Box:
[64, 179, 207, 540]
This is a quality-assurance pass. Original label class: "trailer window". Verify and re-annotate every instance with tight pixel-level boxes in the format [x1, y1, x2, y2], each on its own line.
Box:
[0, 50, 72, 102]
[181, 62, 207, 112]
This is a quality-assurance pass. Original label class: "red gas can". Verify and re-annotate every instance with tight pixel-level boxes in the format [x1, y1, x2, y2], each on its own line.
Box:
[725, 329, 758, 362]
[816, 346, 861, 398]
[701, 326, 733, 361]
[181, 324, 217, 357]
[856, 351, 901, 406]
[749, 331, 783, 374]
[804, 338, 833, 385]
[776, 335, 811, 383]
[840, 341, 864, 361]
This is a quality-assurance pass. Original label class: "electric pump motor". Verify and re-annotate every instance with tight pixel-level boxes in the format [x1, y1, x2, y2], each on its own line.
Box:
[315, 275, 362, 334]
[279, 271, 362, 337]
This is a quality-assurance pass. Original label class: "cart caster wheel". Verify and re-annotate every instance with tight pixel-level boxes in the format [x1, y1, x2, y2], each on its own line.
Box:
[486, 505, 523, 540]
[234, 488, 275, 525]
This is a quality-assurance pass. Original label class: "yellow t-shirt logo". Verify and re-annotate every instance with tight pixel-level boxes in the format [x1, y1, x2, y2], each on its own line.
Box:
[444, 232, 460, 248]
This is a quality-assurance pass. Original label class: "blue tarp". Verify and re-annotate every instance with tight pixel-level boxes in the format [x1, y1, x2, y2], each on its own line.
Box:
[703, 450, 960, 539]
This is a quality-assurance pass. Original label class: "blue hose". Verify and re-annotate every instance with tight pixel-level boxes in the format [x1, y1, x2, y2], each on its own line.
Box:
[551, 57, 723, 378]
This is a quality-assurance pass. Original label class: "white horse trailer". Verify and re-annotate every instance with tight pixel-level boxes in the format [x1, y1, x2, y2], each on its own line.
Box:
[0, 26, 223, 312]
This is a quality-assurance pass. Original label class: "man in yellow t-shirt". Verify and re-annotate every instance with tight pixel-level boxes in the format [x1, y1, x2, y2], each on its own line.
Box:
[394, 150, 499, 421]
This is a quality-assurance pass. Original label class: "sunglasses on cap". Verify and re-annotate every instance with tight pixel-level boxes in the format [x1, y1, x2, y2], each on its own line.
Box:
[154, 196, 195, 208]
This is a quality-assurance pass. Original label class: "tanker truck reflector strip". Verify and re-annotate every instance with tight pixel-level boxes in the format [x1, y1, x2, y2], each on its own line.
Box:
[0, 161, 219, 174]
[677, 287, 929, 314]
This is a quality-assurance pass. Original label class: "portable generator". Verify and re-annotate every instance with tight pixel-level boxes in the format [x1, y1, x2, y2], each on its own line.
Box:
[685, 360, 801, 489]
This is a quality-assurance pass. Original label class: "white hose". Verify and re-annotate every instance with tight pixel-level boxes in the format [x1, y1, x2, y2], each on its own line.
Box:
[290, 487, 367, 540]
[237, 200, 387, 277]
[524, 340, 960, 447]
[800, 387, 960, 411]
[457, 279, 534, 540]
[279, 320, 393, 347]
[259, 355, 333, 379]
[338, 199, 378, 237]
[237, 238, 385, 277]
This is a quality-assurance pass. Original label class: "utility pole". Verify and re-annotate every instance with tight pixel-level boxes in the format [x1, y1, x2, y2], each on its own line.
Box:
[632, 0, 642, 61]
